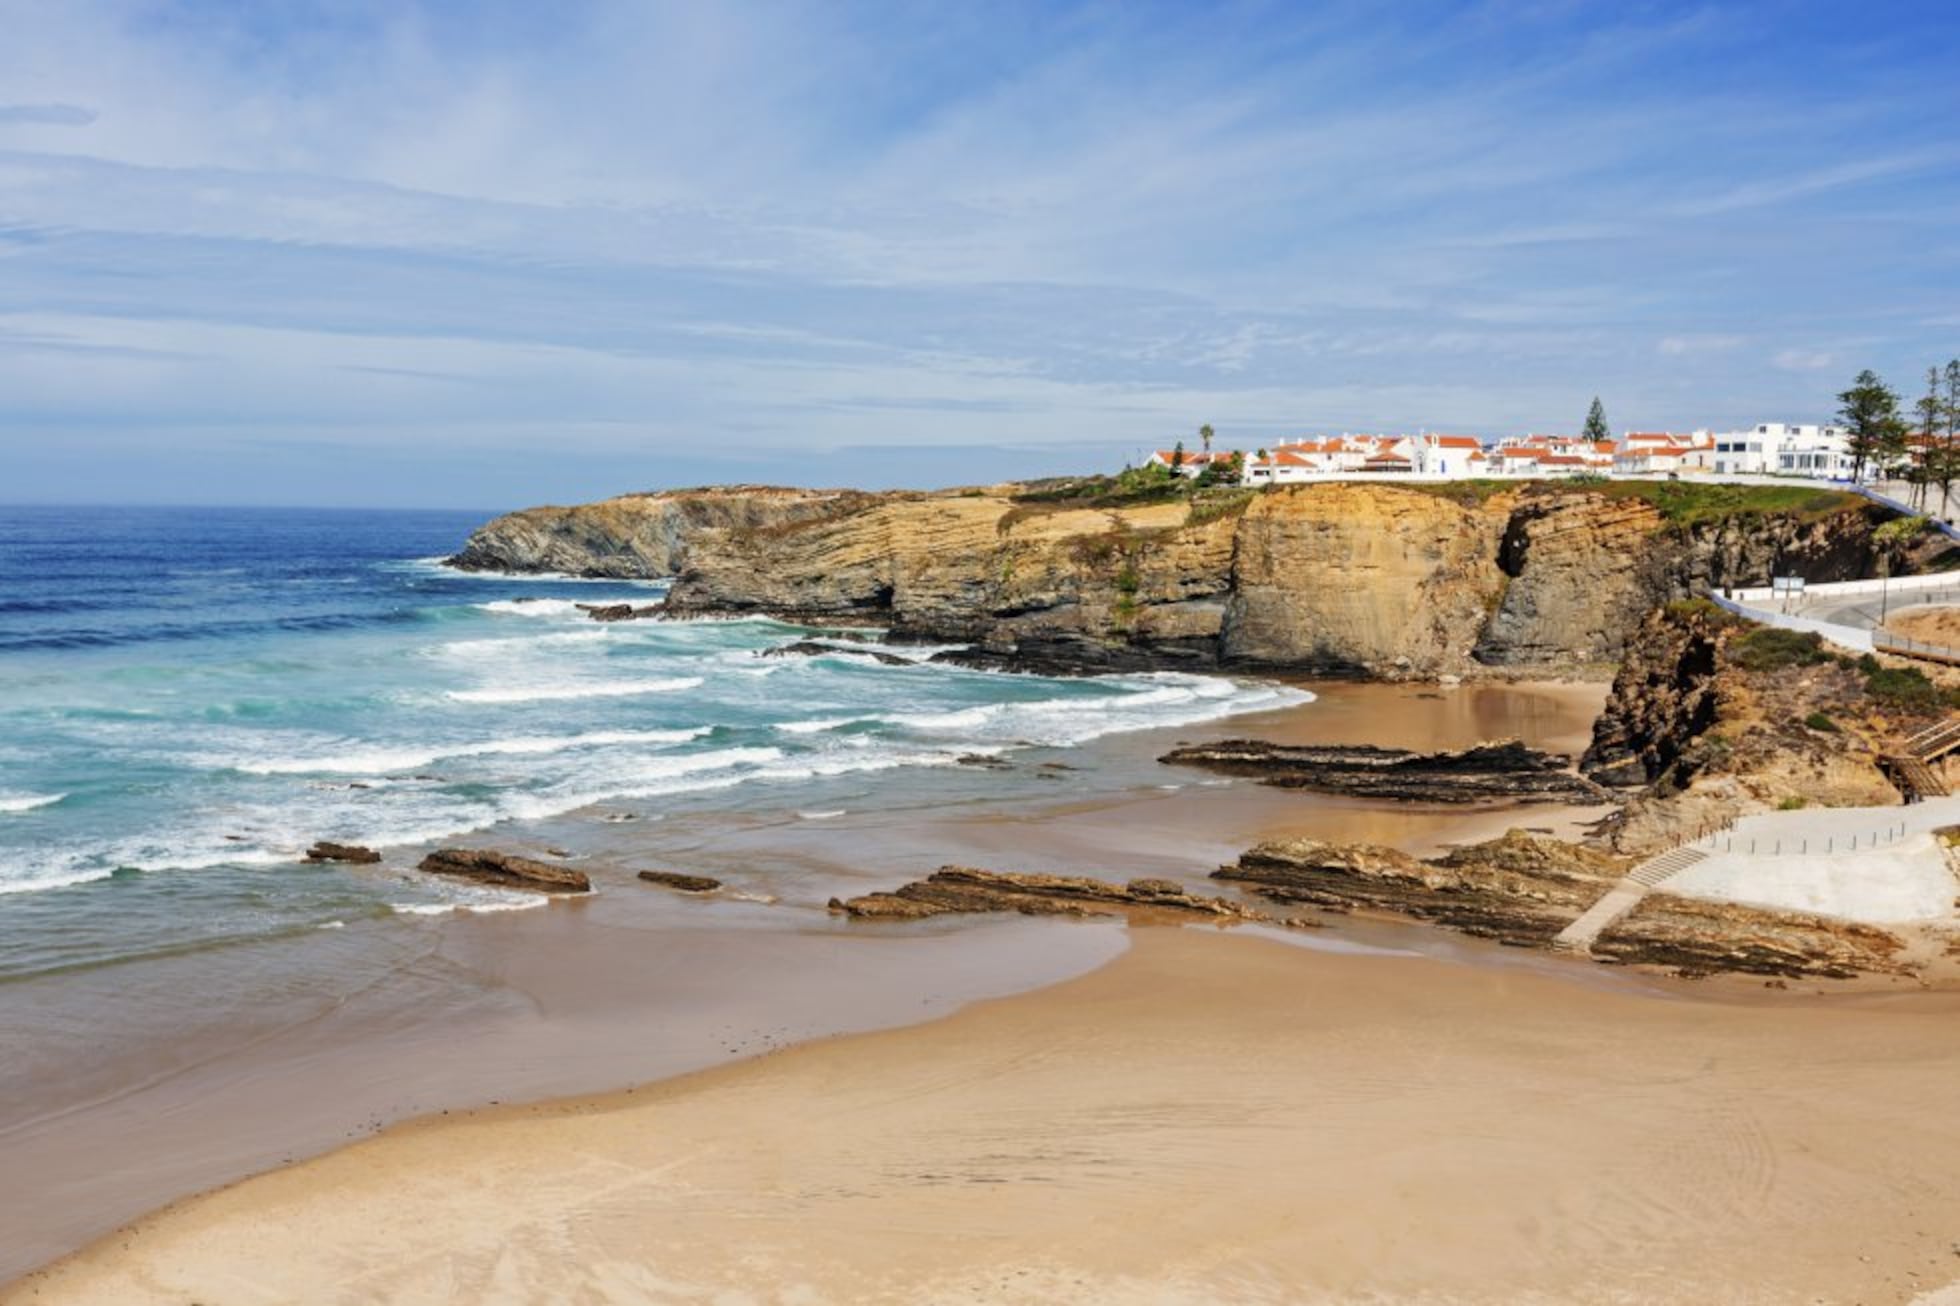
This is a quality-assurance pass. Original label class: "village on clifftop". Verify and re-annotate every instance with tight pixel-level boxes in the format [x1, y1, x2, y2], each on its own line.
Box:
[1155, 422, 1861, 485]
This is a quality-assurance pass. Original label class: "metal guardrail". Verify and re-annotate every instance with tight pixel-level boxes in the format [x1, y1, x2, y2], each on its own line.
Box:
[1874, 631, 1960, 667]
[1702, 818, 1913, 858]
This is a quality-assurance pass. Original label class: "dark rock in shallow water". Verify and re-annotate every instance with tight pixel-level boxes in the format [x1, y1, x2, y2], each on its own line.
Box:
[761, 639, 913, 666]
[830, 865, 1318, 927]
[637, 869, 722, 893]
[1160, 738, 1608, 805]
[304, 841, 382, 864]
[576, 602, 663, 623]
[418, 848, 591, 893]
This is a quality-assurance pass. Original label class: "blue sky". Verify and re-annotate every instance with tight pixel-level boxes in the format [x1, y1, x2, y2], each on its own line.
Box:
[2, 0, 1957, 508]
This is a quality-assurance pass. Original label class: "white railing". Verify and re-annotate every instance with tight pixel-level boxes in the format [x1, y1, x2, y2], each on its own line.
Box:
[1708, 595, 1875, 652]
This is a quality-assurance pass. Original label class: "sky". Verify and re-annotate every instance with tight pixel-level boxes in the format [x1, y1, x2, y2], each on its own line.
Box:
[2, 0, 1958, 508]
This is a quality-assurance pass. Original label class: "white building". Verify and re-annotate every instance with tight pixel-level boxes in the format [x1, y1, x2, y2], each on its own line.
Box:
[1147, 448, 1240, 479]
[1705, 423, 1854, 479]
[1613, 431, 1714, 477]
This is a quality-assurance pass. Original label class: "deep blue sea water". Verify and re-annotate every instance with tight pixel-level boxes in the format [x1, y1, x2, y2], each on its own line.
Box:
[0, 505, 1303, 981]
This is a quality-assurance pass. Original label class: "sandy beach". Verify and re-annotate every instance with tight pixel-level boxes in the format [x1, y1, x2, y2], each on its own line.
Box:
[25, 677, 1960, 1304]
[14, 923, 1960, 1305]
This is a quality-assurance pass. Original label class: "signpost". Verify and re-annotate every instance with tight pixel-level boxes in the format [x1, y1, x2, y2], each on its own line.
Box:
[1771, 575, 1805, 614]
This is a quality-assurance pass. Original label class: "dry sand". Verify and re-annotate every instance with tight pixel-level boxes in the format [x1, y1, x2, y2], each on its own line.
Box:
[14, 925, 1960, 1306]
[1886, 606, 1960, 648]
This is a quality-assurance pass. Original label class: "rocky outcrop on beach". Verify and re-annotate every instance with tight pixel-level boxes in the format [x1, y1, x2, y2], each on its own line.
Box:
[1216, 832, 1626, 947]
[1591, 893, 1909, 980]
[830, 866, 1305, 924]
[1217, 831, 1912, 977]
[451, 481, 1889, 678]
[1582, 601, 1922, 854]
[304, 841, 381, 864]
[637, 869, 722, 893]
[418, 848, 592, 893]
[1160, 738, 1608, 804]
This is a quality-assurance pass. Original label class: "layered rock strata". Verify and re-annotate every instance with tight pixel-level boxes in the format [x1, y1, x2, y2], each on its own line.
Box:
[451, 482, 1886, 678]
[1216, 833, 1910, 977]
[418, 848, 592, 893]
[1160, 738, 1608, 804]
[829, 866, 1306, 925]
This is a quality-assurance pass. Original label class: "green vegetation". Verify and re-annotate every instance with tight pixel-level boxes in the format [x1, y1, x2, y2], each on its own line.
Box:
[1863, 664, 1945, 711]
[1874, 514, 1931, 548]
[1583, 397, 1610, 444]
[1590, 480, 1860, 525]
[1398, 479, 1516, 507]
[1836, 368, 1906, 484]
[1803, 711, 1839, 732]
[1664, 597, 1732, 624]
[1185, 487, 1255, 528]
[1728, 626, 1829, 671]
[1777, 795, 1809, 811]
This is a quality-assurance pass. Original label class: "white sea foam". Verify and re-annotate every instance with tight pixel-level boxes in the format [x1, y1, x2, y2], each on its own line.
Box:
[797, 809, 846, 820]
[774, 716, 865, 735]
[446, 676, 703, 704]
[233, 728, 710, 776]
[476, 598, 595, 617]
[0, 792, 65, 814]
[389, 896, 550, 917]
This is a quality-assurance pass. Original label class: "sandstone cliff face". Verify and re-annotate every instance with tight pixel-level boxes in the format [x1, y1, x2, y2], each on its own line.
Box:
[451, 482, 1886, 678]
[1583, 602, 1913, 853]
[447, 487, 867, 578]
[1222, 487, 1505, 674]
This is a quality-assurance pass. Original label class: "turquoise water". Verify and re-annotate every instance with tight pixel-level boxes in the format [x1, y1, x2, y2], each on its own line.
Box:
[0, 506, 1304, 980]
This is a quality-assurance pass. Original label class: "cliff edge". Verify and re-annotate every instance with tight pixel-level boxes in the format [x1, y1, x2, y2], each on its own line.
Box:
[451, 480, 1884, 678]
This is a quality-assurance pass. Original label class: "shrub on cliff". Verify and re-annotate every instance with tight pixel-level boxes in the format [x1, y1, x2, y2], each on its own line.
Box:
[1862, 664, 1945, 712]
[1728, 626, 1829, 672]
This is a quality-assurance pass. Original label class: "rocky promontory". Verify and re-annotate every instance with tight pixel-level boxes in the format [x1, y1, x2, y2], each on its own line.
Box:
[449, 481, 1889, 679]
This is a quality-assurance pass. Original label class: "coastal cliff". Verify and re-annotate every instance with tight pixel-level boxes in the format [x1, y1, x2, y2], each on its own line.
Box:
[452, 481, 1885, 678]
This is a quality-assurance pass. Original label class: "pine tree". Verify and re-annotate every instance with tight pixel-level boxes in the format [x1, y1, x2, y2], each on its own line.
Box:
[1171, 440, 1185, 471]
[1583, 397, 1609, 443]
[1942, 359, 1960, 516]
[1914, 366, 1943, 509]
[1836, 369, 1903, 484]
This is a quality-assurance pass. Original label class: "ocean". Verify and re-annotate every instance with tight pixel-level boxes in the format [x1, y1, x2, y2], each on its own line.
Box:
[0, 504, 1305, 983]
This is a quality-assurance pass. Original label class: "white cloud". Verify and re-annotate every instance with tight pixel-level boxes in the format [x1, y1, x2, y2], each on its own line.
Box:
[1772, 349, 1835, 373]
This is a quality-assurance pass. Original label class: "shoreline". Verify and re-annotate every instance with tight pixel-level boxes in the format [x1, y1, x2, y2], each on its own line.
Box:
[0, 678, 1624, 1286]
[19, 676, 1949, 1298]
[16, 923, 1960, 1305]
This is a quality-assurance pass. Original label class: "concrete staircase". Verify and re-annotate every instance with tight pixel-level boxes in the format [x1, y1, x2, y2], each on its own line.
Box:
[1552, 845, 1709, 956]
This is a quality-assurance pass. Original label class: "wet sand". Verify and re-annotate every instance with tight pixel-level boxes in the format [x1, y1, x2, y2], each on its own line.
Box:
[1, 680, 1628, 1287]
[15, 923, 1960, 1306]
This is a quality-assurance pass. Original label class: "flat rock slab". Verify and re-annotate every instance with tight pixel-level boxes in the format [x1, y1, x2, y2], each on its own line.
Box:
[418, 848, 592, 893]
[1161, 738, 1608, 804]
[831, 866, 1317, 927]
[637, 869, 722, 893]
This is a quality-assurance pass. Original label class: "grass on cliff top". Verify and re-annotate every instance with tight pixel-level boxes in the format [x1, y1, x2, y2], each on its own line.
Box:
[1399, 477, 1862, 524]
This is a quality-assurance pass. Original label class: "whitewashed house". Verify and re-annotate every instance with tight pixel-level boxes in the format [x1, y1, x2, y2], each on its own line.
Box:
[1700, 423, 1851, 478]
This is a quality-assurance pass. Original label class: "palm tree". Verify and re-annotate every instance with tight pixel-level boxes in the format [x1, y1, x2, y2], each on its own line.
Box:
[1199, 424, 1215, 456]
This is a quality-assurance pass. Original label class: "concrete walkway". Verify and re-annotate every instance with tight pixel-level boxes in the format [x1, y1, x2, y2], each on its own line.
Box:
[1555, 794, 1960, 955]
